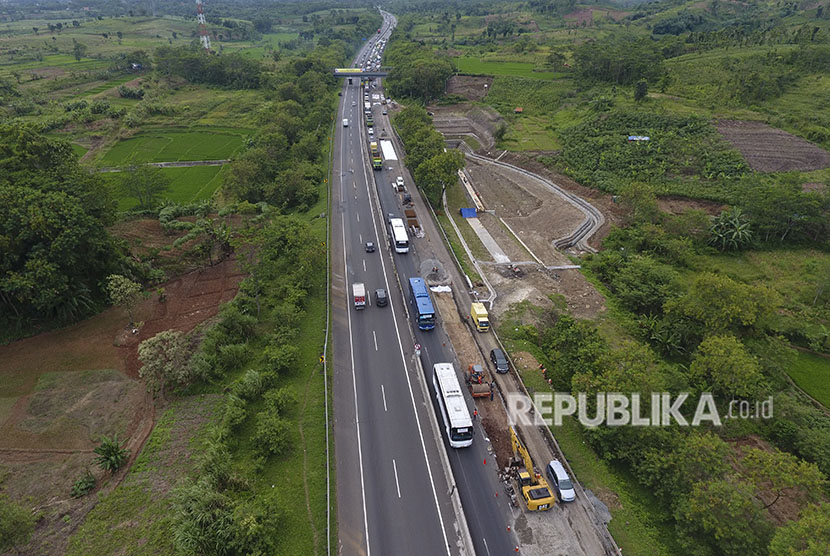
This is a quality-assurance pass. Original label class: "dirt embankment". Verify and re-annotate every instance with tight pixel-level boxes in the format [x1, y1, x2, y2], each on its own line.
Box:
[430, 103, 504, 151]
[0, 257, 243, 556]
[446, 75, 494, 101]
[486, 151, 624, 250]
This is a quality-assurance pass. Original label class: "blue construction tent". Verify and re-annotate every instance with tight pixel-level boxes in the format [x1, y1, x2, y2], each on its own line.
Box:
[460, 208, 477, 218]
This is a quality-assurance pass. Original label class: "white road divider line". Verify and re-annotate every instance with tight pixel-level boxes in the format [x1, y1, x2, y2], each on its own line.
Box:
[381, 384, 387, 411]
[392, 459, 401, 498]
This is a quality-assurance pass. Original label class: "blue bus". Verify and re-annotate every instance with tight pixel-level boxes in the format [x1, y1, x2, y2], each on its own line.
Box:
[408, 277, 436, 330]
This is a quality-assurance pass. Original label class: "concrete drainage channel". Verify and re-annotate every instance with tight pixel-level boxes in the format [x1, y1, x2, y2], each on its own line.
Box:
[464, 152, 604, 253]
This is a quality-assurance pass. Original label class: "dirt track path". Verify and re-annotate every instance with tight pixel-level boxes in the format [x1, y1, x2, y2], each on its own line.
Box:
[97, 159, 229, 172]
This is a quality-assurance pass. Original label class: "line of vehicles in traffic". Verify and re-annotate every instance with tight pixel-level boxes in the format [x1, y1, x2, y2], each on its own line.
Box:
[345, 29, 579, 513]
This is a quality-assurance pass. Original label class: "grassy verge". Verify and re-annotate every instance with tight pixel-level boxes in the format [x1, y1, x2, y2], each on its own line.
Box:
[500, 115, 559, 151]
[444, 178, 490, 261]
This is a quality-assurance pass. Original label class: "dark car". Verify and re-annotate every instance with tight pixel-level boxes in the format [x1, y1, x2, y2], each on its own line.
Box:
[375, 288, 388, 307]
[490, 348, 509, 374]
[365, 241, 375, 253]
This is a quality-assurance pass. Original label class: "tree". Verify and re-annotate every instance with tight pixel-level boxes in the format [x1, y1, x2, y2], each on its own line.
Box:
[106, 274, 143, 326]
[690, 334, 765, 398]
[1, 178, 118, 324]
[619, 181, 659, 225]
[665, 272, 778, 332]
[639, 432, 730, 502]
[547, 49, 566, 69]
[72, 39, 87, 62]
[173, 218, 233, 266]
[741, 447, 826, 510]
[769, 503, 830, 555]
[252, 15, 273, 33]
[610, 255, 679, 314]
[0, 495, 34, 551]
[413, 150, 464, 206]
[94, 434, 129, 474]
[138, 330, 195, 396]
[634, 79, 648, 102]
[709, 207, 753, 251]
[118, 165, 170, 210]
[674, 478, 773, 555]
[32, 27, 38, 34]
[740, 181, 829, 244]
[116, 31, 123, 40]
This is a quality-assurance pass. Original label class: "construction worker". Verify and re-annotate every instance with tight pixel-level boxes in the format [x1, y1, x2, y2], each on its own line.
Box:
[490, 381, 495, 401]
[473, 408, 478, 421]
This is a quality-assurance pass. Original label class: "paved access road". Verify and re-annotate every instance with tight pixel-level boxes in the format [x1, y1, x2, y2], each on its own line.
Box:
[332, 13, 463, 556]
[332, 11, 521, 555]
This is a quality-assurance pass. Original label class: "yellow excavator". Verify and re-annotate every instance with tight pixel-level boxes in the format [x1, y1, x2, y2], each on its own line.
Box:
[509, 426, 555, 511]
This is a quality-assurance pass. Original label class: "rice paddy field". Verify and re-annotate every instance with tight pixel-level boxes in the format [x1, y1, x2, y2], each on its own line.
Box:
[99, 128, 248, 165]
[106, 165, 229, 211]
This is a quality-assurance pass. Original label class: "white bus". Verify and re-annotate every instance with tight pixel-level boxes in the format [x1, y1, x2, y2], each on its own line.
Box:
[389, 218, 409, 254]
[433, 363, 473, 448]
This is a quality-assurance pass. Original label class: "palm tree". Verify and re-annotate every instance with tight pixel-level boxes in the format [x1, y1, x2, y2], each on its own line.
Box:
[94, 434, 129, 474]
[709, 207, 753, 251]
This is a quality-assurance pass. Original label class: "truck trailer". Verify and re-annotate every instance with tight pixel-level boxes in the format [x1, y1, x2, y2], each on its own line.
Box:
[353, 283, 366, 310]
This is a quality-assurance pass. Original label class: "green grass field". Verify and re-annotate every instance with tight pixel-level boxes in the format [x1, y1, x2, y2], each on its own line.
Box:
[82, 74, 137, 96]
[500, 115, 560, 150]
[108, 164, 228, 211]
[456, 57, 558, 80]
[789, 351, 830, 408]
[100, 129, 246, 165]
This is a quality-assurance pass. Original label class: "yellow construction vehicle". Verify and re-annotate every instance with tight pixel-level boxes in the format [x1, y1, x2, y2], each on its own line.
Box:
[509, 426, 555, 511]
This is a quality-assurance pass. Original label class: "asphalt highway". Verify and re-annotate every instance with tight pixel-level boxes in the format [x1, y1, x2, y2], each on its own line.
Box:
[332, 11, 519, 556]
[332, 14, 459, 556]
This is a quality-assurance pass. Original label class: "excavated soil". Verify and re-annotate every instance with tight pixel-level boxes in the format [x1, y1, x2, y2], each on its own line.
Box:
[446, 75, 494, 101]
[491, 151, 623, 250]
[716, 120, 830, 173]
[465, 157, 582, 265]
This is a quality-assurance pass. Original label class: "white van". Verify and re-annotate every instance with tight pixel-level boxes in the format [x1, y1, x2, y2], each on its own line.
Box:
[546, 460, 576, 502]
[342, 118, 349, 127]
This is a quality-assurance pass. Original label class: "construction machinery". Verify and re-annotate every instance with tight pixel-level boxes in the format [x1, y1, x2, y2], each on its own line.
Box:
[509, 426, 555, 511]
[466, 364, 490, 398]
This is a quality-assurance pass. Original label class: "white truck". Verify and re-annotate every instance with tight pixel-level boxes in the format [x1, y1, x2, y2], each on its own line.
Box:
[342, 118, 349, 127]
[353, 283, 366, 310]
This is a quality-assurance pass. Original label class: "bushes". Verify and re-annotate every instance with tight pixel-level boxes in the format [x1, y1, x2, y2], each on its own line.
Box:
[0, 495, 34, 552]
[71, 469, 96, 498]
[253, 410, 293, 457]
[117, 85, 144, 99]
[587, 253, 680, 315]
[557, 109, 748, 200]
